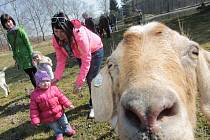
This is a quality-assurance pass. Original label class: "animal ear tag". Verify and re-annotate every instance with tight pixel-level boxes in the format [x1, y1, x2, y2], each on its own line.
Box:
[94, 73, 103, 87]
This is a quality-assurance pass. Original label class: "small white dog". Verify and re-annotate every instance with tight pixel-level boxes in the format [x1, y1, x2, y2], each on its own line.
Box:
[0, 67, 10, 97]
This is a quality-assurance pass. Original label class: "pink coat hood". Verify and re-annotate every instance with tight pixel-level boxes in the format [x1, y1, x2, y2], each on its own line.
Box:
[30, 85, 72, 125]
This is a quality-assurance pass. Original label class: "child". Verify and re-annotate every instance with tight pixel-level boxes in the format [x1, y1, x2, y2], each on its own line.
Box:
[1, 13, 37, 88]
[32, 51, 54, 80]
[30, 70, 76, 140]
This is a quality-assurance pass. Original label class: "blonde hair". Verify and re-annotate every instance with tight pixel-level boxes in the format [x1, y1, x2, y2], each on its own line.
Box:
[32, 51, 43, 58]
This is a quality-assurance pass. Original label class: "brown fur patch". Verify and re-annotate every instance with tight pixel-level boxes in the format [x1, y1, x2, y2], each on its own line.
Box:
[151, 23, 167, 36]
[119, 31, 144, 90]
[123, 32, 142, 47]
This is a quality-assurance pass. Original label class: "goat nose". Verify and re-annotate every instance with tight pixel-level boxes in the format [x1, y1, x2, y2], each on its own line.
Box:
[121, 88, 178, 132]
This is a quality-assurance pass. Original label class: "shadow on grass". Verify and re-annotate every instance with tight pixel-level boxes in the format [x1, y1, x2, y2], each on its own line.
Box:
[0, 96, 29, 117]
[97, 130, 118, 140]
[5, 66, 26, 85]
[0, 104, 90, 140]
[66, 104, 89, 120]
[0, 120, 50, 140]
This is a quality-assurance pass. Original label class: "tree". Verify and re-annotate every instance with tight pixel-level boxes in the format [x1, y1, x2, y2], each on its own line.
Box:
[121, 0, 129, 5]
[110, 0, 119, 12]
[122, 4, 129, 16]
[68, 0, 86, 19]
[98, 0, 110, 13]
[200, 0, 206, 6]
[25, 0, 48, 41]
[9, 0, 21, 25]
[121, 0, 130, 16]
[24, 1, 40, 42]
[0, 0, 110, 45]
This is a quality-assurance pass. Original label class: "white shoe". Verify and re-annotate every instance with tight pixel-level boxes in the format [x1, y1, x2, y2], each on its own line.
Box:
[4, 93, 8, 97]
[89, 109, 94, 118]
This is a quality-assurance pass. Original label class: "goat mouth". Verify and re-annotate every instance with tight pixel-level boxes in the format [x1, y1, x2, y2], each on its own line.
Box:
[134, 130, 161, 140]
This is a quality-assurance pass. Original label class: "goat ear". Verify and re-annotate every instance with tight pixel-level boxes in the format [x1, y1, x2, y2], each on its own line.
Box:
[197, 49, 210, 121]
[91, 66, 114, 121]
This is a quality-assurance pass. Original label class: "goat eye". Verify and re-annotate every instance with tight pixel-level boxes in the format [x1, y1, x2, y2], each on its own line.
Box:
[190, 45, 199, 56]
[107, 58, 118, 71]
[155, 31, 162, 35]
[108, 63, 113, 69]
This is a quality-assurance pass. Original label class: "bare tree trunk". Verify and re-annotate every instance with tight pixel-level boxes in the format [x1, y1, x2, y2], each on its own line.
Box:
[62, 0, 65, 13]
[10, 2, 21, 25]
[0, 35, 4, 50]
[34, 9, 45, 41]
[0, 26, 10, 50]
[200, 0, 206, 5]
[68, 0, 86, 19]
[25, 1, 40, 43]
[27, 0, 47, 41]
[99, 0, 110, 13]
[43, 0, 59, 16]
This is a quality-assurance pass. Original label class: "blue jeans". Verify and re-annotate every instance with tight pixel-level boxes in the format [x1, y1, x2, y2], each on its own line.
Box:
[77, 48, 104, 108]
[48, 114, 71, 136]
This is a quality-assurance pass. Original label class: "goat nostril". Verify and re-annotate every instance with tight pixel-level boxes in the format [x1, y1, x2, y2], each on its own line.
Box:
[123, 101, 178, 128]
[125, 108, 143, 129]
[157, 102, 178, 121]
[121, 87, 178, 132]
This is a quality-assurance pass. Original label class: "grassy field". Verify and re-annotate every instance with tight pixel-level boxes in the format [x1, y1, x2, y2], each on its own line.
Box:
[0, 9, 210, 140]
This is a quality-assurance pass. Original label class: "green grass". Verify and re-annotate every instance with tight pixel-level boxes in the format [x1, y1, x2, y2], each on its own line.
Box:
[163, 9, 210, 48]
[1, 9, 210, 139]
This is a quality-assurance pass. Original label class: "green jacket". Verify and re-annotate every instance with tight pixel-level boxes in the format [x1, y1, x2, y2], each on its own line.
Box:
[7, 27, 33, 70]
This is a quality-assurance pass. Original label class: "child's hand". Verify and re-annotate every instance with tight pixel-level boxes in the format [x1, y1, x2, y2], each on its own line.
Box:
[34, 123, 40, 127]
[70, 105, 75, 109]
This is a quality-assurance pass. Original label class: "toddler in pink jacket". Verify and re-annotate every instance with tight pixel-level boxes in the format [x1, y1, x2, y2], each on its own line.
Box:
[30, 70, 76, 140]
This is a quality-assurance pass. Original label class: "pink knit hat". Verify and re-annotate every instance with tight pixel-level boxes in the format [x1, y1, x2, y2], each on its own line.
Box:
[35, 70, 50, 85]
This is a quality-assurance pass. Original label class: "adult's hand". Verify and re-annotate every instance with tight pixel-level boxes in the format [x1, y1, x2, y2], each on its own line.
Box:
[72, 84, 81, 95]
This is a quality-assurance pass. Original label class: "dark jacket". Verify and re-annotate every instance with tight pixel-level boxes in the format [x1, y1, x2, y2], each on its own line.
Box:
[99, 16, 109, 28]
[85, 17, 97, 33]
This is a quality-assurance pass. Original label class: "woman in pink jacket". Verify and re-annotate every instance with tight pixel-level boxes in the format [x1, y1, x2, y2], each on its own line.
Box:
[30, 70, 76, 140]
[51, 12, 104, 118]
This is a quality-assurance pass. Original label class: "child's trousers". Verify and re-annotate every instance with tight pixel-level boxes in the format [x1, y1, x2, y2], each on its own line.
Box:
[48, 114, 72, 136]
